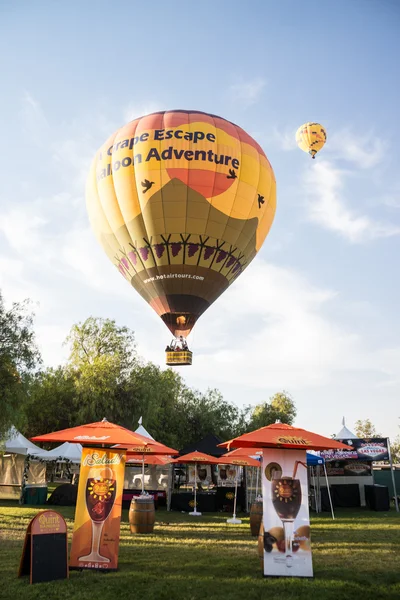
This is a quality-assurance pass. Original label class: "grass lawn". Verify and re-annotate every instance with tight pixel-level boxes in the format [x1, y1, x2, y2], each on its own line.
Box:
[0, 502, 399, 600]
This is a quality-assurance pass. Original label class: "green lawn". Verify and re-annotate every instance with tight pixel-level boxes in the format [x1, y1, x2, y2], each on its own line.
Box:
[0, 502, 399, 600]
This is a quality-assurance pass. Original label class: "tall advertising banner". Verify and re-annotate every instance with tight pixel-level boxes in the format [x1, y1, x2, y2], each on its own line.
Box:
[261, 449, 313, 578]
[69, 448, 126, 571]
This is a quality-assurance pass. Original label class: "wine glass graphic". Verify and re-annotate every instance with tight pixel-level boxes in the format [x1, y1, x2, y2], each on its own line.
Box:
[271, 475, 302, 568]
[79, 467, 117, 564]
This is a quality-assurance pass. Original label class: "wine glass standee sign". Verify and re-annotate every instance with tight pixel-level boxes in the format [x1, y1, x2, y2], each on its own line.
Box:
[262, 451, 313, 578]
[69, 448, 126, 571]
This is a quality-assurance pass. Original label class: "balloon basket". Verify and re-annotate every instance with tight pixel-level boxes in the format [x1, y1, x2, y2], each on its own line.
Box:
[166, 350, 193, 366]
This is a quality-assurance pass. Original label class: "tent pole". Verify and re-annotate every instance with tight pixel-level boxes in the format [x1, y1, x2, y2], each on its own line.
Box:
[323, 463, 335, 520]
[311, 466, 317, 512]
[167, 463, 172, 511]
[387, 438, 399, 512]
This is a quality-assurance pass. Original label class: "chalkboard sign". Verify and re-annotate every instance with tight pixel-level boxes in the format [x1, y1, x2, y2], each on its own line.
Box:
[18, 510, 68, 584]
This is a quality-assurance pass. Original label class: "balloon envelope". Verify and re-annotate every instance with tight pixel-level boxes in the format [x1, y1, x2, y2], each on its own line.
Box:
[296, 122, 327, 159]
[86, 110, 276, 336]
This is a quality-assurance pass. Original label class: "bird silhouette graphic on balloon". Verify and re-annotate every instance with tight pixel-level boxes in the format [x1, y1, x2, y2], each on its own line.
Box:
[141, 179, 155, 193]
[227, 168, 237, 180]
[258, 194, 265, 209]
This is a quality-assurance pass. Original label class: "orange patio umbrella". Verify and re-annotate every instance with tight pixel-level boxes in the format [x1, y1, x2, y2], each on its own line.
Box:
[126, 455, 174, 466]
[221, 447, 264, 499]
[217, 453, 261, 525]
[115, 440, 178, 495]
[219, 423, 352, 451]
[171, 451, 220, 516]
[31, 418, 156, 447]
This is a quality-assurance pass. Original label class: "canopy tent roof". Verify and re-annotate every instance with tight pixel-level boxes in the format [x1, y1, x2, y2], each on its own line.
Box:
[113, 439, 178, 455]
[334, 418, 358, 440]
[126, 454, 173, 466]
[306, 452, 325, 466]
[179, 434, 226, 457]
[219, 423, 352, 452]
[2, 426, 48, 457]
[135, 417, 154, 440]
[31, 418, 157, 447]
[172, 451, 220, 464]
[36, 441, 83, 463]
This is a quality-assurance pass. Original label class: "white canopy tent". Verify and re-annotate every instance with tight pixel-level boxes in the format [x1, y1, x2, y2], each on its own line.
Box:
[135, 417, 154, 440]
[334, 418, 358, 441]
[2, 426, 49, 457]
[36, 442, 83, 464]
[0, 427, 47, 501]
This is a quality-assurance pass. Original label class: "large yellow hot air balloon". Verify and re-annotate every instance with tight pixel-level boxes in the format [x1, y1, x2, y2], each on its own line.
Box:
[296, 122, 327, 159]
[86, 110, 276, 364]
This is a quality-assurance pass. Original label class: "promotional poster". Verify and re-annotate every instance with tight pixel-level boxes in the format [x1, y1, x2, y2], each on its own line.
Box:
[261, 449, 313, 578]
[69, 448, 126, 571]
[217, 464, 240, 486]
[188, 464, 212, 485]
[321, 438, 389, 461]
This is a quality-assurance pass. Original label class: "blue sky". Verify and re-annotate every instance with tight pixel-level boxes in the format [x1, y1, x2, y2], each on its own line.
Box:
[1, 1, 399, 440]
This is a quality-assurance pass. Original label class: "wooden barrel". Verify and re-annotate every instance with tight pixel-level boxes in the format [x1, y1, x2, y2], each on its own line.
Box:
[129, 496, 155, 534]
[250, 501, 263, 536]
[257, 522, 264, 570]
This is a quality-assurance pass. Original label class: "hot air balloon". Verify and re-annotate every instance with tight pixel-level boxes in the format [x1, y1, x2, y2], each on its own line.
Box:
[86, 110, 276, 365]
[296, 122, 327, 159]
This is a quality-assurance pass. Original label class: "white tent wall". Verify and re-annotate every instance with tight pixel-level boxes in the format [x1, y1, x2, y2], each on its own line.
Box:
[0, 454, 46, 500]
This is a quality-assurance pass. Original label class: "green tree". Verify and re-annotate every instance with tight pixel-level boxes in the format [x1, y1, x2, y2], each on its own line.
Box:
[22, 367, 76, 439]
[66, 317, 136, 373]
[355, 418, 381, 438]
[390, 436, 400, 463]
[177, 388, 241, 449]
[248, 391, 296, 431]
[65, 317, 138, 425]
[0, 291, 41, 437]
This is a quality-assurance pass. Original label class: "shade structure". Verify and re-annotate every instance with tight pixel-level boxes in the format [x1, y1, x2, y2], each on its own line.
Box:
[172, 451, 219, 516]
[126, 452, 175, 494]
[36, 441, 83, 463]
[219, 423, 352, 451]
[31, 418, 157, 447]
[172, 451, 220, 464]
[114, 440, 178, 455]
[126, 454, 173, 466]
[306, 452, 325, 466]
[219, 454, 260, 468]
[218, 453, 260, 524]
[221, 447, 263, 460]
[2, 426, 49, 457]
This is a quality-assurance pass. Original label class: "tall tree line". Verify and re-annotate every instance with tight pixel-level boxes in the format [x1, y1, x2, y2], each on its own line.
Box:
[0, 290, 297, 448]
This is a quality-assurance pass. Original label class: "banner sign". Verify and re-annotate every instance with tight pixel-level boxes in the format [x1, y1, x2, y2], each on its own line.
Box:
[188, 464, 212, 485]
[321, 438, 389, 462]
[18, 510, 68, 584]
[325, 461, 372, 476]
[261, 449, 313, 578]
[217, 464, 240, 486]
[69, 448, 126, 571]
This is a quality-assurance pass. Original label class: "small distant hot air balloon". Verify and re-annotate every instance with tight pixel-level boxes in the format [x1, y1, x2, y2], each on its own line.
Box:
[86, 110, 276, 365]
[296, 122, 327, 159]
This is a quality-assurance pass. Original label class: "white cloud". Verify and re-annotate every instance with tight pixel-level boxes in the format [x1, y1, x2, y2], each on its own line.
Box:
[302, 160, 400, 242]
[229, 77, 266, 107]
[327, 130, 385, 169]
[184, 260, 400, 393]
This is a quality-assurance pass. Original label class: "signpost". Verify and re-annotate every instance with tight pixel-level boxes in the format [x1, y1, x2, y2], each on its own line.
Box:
[18, 510, 68, 584]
